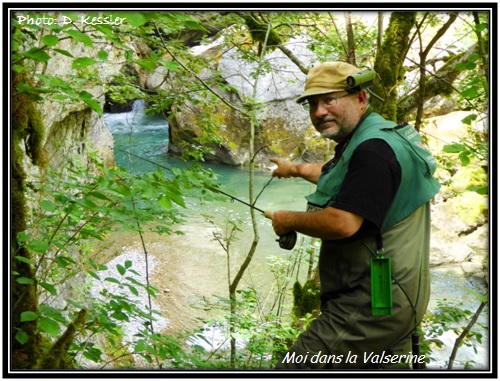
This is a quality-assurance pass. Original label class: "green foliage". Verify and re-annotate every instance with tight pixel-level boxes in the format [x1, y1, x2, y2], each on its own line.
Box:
[12, 15, 104, 116]
[11, 9, 491, 370]
[439, 118, 488, 195]
[13, 149, 226, 368]
[421, 297, 487, 369]
[292, 279, 320, 319]
[187, 286, 311, 369]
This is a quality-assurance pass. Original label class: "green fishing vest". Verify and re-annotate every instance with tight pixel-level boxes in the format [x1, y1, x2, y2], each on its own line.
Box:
[305, 112, 441, 232]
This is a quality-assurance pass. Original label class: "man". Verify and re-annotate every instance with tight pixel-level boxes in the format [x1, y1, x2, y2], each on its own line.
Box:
[267, 62, 441, 369]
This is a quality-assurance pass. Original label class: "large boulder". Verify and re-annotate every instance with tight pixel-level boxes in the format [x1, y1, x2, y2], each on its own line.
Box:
[152, 35, 328, 166]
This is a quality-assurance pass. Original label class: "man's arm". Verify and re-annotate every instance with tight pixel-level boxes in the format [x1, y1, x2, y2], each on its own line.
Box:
[270, 158, 325, 184]
[268, 206, 364, 240]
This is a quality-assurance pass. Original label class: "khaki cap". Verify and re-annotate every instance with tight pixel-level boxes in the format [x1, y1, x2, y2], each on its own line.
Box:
[296, 61, 361, 104]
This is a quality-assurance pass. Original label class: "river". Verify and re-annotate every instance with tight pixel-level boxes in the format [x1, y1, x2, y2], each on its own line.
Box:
[102, 100, 489, 370]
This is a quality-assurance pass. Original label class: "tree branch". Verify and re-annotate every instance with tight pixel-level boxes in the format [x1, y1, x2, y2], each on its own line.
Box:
[447, 301, 487, 369]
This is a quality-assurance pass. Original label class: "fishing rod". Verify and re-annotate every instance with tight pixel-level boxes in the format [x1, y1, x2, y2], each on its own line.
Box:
[114, 147, 297, 250]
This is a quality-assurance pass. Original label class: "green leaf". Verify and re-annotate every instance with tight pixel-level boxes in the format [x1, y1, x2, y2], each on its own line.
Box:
[475, 23, 488, 32]
[25, 240, 49, 254]
[22, 48, 51, 63]
[105, 277, 121, 284]
[459, 151, 471, 166]
[40, 200, 58, 212]
[15, 330, 30, 345]
[128, 285, 139, 296]
[17, 277, 35, 285]
[55, 255, 75, 268]
[20, 311, 39, 322]
[15, 82, 42, 101]
[125, 276, 143, 286]
[163, 60, 181, 72]
[134, 58, 156, 71]
[75, 197, 98, 210]
[12, 64, 24, 73]
[461, 114, 478, 126]
[66, 299, 85, 309]
[167, 189, 186, 208]
[134, 339, 146, 352]
[80, 228, 104, 240]
[97, 49, 109, 61]
[39, 281, 58, 296]
[185, 20, 208, 32]
[86, 270, 101, 280]
[464, 61, 476, 70]
[442, 143, 465, 154]
[112, 184, 133, 197]
[111, 311, 129, 321]
[158, 194, 173, 209]
[39, 317, 60, 336]
[116, 264, 126, 276]
[114, 12, 149, 27]
[460, 87, 478, 99]
[468, 53, 480, 62]
[83, 346, 103, 362]
[53, 48, 74, 58]
[88, 191, 112, 201]
[81, 97, 103, 116]
[39, 305, 67, 322]
[15, 256, 35, 266]
[35, 74, 70, 89]
[145, 285, 158, 297]
[72, 57, 97, 70]
[125, 260, 132, 269]
[467, 185, 488, 195]
[42, 35, 59, 47]
[66, 29, 93, 47]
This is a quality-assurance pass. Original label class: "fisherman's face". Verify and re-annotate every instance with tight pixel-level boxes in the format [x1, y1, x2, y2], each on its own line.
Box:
[308, 91, 367, 143]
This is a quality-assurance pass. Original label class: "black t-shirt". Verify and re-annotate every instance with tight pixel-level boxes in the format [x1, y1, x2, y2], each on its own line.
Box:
[328, 138, 402, 240]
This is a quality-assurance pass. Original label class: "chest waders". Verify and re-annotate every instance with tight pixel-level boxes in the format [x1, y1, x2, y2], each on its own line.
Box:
[305, 112, 440, 369]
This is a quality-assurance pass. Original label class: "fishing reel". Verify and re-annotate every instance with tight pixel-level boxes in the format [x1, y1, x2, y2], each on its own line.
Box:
[277, 231, 297, 250]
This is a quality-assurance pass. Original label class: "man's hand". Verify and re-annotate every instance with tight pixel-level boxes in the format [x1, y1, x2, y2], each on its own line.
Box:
[270, 158, 295, 179]
[264, 210, 293, 236]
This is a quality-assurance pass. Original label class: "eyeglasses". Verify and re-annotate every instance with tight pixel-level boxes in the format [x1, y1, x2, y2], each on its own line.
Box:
[301, 93, 353, 111]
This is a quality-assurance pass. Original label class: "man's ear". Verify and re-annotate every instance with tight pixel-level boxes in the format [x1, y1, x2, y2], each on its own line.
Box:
[356, 90, 368, 103]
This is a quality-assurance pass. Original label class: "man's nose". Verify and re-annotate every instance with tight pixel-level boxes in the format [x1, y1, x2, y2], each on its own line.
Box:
[313, 102, 329, 117]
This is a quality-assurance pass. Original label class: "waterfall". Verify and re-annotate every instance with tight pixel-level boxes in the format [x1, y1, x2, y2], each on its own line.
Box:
[131, 99, 147, 112]
[103, 99, 170, 167]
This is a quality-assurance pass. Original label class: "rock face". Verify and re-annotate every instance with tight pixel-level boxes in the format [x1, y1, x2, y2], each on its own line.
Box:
[155, 37, 327, 166]
[26, 35, 131, 173]
[423, 112, 488, 280]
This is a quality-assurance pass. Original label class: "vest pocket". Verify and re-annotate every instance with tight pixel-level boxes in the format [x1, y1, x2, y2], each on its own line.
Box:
[392, 125, 437, 178]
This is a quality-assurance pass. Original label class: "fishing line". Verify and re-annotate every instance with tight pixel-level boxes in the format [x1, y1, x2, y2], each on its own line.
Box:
[114, 147, 297, 250]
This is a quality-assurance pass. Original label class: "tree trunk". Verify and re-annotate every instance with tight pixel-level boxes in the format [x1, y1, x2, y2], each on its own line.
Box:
[372, 12, 416, 121]
[345, 12, 357, 65]
[377, 12, 384, 54]
[11, 70, 45, 369]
